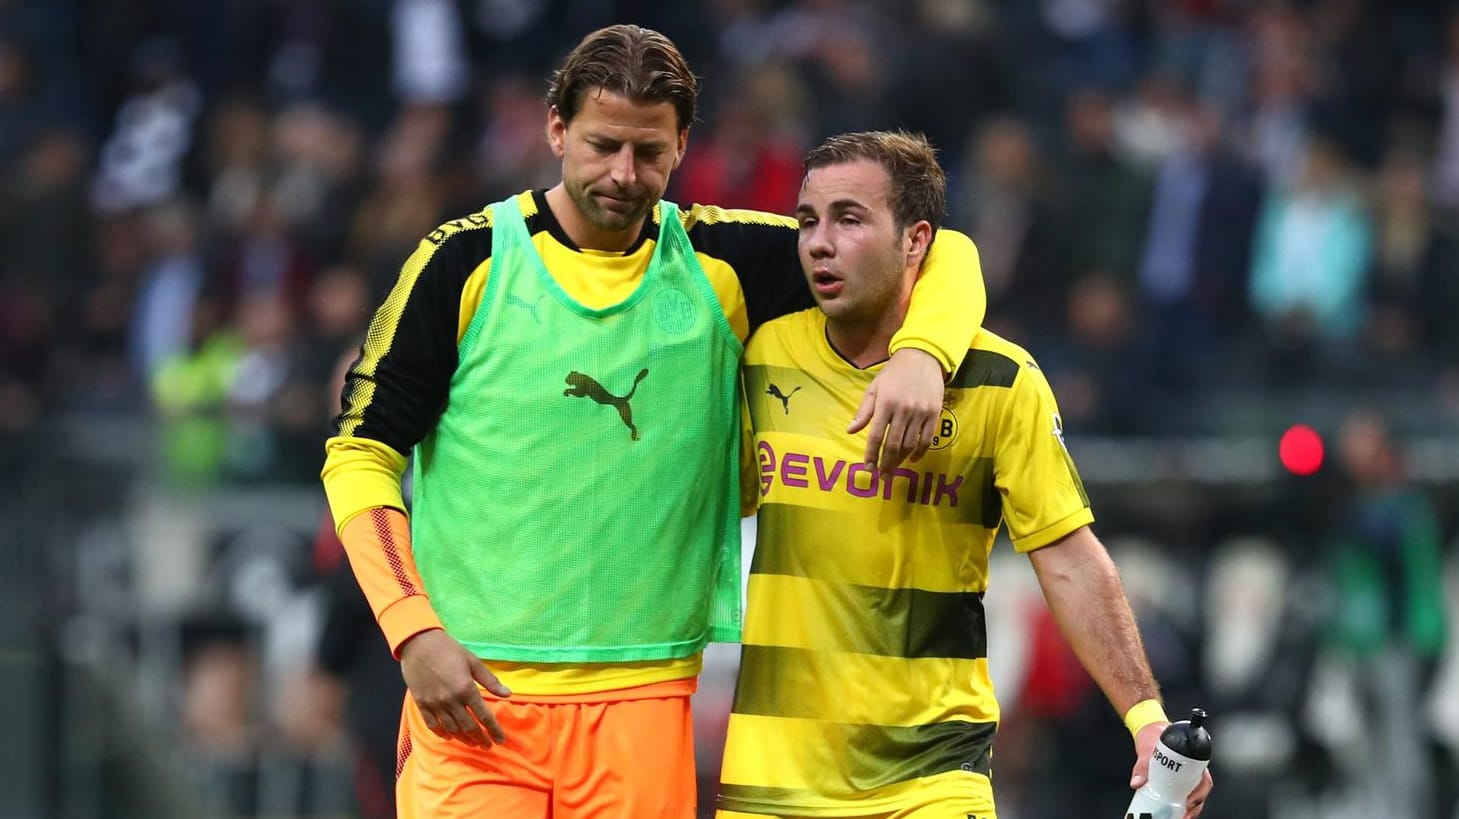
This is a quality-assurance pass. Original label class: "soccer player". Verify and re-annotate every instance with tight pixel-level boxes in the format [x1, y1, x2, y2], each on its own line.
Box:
[322, 26, 986, 819]
[719, 131, 1214, 819]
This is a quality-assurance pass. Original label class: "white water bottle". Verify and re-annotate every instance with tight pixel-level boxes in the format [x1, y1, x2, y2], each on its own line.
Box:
[1124, 708, 1212, 819]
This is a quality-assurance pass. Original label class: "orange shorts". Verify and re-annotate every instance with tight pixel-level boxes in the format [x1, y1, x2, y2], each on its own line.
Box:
[396, 687, 697, 819]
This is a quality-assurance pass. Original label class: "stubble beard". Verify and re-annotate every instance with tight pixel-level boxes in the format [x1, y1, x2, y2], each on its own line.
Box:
[571, 181, 651, 235]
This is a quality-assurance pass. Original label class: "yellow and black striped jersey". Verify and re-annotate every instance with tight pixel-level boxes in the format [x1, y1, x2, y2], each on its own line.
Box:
[720, 309, 1092, 816]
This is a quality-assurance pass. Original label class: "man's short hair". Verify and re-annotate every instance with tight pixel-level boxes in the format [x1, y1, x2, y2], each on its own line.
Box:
[545, 25, 698, 131]
[803, 131, 946, 233]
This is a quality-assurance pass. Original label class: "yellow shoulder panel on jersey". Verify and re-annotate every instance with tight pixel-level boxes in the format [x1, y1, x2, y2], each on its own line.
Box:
[681, 203, 797, 230]
[423, 200, 496, 246]
[339, 202, 498, 437]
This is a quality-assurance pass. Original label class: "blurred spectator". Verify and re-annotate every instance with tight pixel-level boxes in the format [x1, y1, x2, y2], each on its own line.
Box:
[951, 116, 1060, 341]
[1364, 147, 1459, 377]
[1309, 0, 1400, 168]
[150, 295, 238, 489]
[882, 0, 1010, 173]
[63, 211, 150, 410]
[1249, 136, 1373, 382]
[671, 94, 803, 214]
[0, 127, 88, 432]
[90, 37, 200, 214]
[1202, 537, 1326, 819]
[225, 294, 317, 483]
[1146, 0, 1249, 112]
[1239, 5, 1319, 187]
[270, 103, 369, 265]
[1042, 273, 1147, 434]
[131, 200, 208, 380]
[473, 75, 568, 202]
[200, 97, 272, 240]
[1112, 73, 1192, 171]
[1432, 11, 1459, 210]
[1, 127, 91, 292]
[346, 103, 452, 287]
[0, 277, 53, 436]
[391, 0, 469, 106]
[759, 0, 889, 135]
[705, 0, 779, 70]
[1054, 88, 1151, 331]
[0, 34, 40, 171]
[300, 265, 370, 387]
[1039, 0, 1139, 94]
[218, 190, 317, 312]
[310, 0, 396, 131]
[1322, 409, 1448, 818]
[1136, 100, 1263, 397]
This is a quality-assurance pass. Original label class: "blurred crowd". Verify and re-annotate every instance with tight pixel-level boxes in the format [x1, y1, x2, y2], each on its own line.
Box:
[4, 0, 1459, 470]
[3, 0, 1458, 818]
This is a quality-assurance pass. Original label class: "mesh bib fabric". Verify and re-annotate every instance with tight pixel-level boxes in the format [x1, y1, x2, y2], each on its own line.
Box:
[411, 196, 743, 662]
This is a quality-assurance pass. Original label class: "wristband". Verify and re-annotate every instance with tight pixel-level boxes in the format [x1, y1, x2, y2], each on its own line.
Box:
[1123, 698, 1169, 740]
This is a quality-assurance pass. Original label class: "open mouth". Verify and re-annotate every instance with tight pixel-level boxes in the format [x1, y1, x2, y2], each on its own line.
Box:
[812, 270, 843, 295]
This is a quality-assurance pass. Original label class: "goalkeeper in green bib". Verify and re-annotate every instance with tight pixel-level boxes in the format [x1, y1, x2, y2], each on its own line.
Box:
[322, 24, 985, 819]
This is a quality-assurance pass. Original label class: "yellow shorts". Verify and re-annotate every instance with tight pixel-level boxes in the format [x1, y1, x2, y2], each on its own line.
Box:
[397, 685, 696, 819]
[718, 807, 997, 819]
[716, 765, 997, 819]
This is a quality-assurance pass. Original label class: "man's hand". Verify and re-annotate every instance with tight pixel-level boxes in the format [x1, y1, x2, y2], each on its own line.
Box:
[399, 629, 511, 748]
[848, 348, 944, 471]
[1131, 722, 1214, 819]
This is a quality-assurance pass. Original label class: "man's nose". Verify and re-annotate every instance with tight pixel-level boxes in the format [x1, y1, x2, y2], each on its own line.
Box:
[609, 145, 637, 187]
[804, 221, 833, 256]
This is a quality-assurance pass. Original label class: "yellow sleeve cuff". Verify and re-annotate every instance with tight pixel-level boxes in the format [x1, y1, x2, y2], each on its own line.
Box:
[1123, 698, 1169, 740]
[322, 436, 409, 534]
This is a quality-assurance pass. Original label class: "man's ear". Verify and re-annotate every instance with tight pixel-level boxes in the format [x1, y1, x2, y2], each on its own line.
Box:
[546, 105, 567, 160]
[905, 220, 934, 269]
[672, 127, 690, 170]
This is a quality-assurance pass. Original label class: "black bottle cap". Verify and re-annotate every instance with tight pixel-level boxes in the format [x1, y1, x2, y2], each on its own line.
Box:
[1159, 708, 1212, 761]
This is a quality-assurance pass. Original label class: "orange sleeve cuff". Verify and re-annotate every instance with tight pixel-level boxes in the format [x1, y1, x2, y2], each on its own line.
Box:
[379, 595, 445, 659]
[336, 506, 439, 658]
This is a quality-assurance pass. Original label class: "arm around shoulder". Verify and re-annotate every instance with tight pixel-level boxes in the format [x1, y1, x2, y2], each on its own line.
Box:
[888, 229, 986, 374]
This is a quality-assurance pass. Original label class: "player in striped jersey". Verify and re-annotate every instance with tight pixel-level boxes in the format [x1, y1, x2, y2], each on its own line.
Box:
[322, 26, 986, 819]
[719, 132, 1213, 819]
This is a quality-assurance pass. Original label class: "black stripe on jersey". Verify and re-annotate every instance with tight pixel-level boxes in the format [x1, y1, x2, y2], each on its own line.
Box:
[959, 457, 1003, 529]
[740, 566, 989, 660]
[681, 206, 812, 333]
[717, 721, 995, 807]
[949, 349, 1020, 389]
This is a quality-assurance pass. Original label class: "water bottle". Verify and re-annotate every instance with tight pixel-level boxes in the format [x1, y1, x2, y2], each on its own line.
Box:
[1123, 708, 1212, 819]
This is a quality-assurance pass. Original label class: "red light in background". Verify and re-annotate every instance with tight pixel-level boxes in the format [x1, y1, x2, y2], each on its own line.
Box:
[1279, 424, 1324, 475]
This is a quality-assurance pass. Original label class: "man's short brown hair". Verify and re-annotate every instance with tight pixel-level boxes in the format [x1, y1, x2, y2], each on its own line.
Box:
[545, 25, 698, 131]
[803, 131, 946, 233]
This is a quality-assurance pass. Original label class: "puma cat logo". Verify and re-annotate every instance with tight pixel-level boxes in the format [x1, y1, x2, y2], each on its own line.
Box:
[766, 383, 801, 415]
[506, 293, 543, 323]
[564, 369, 650, 440]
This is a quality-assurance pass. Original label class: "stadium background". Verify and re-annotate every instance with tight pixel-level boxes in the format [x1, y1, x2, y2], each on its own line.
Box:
[1, 0, 1457, 817]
